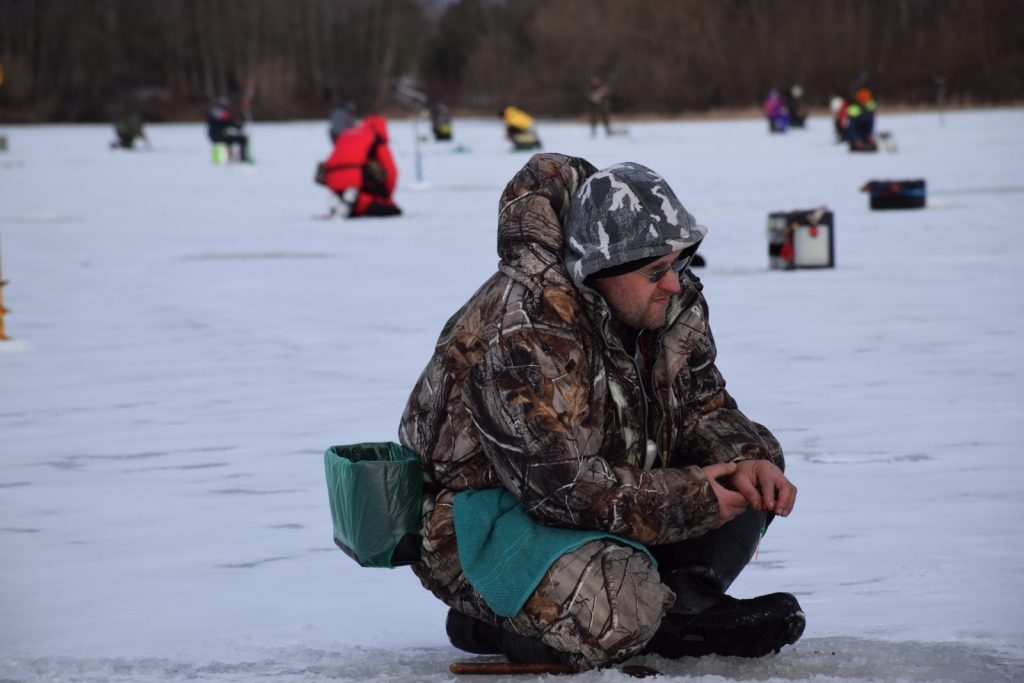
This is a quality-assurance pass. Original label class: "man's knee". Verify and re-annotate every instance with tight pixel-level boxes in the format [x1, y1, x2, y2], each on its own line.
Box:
[527, 540, 673, 670]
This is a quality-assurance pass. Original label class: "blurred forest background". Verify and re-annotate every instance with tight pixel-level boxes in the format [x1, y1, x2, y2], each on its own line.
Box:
[1, 0, 1023, 123]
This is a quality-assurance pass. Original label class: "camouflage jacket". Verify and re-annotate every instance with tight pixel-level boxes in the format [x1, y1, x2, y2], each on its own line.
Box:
[399, 153, 784, 556]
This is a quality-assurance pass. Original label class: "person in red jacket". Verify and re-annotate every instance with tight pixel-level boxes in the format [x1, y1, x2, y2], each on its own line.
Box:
[322, 114, 402, 218]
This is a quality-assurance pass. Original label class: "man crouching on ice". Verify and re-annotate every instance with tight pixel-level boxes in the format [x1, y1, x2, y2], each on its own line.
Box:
[399, 153, 804, 671]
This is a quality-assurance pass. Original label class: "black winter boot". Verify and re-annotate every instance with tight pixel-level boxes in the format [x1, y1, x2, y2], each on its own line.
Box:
[646, 574, 805, 658]
[446, 609, 503, 655]
[446, 609, 562, 664]
[645, 509, 805, 658]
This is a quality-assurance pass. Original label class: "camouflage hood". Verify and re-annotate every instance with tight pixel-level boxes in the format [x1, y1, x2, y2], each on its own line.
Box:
[563, 162, 707, 289]
[496, 153, 598, 275]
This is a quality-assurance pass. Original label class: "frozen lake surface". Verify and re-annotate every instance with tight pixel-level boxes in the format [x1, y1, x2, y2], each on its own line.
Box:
[1, 108, 1022, 681]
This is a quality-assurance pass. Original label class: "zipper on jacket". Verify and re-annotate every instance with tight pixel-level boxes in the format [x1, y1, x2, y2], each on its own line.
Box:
[590, 279, 700, 471]
[633, 330, 666, 470]
[594, 301, 669, 471]
[647, 333, 666, 467]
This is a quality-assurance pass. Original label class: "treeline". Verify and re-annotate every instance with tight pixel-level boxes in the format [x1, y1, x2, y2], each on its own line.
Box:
[1, 0, 1022, 123]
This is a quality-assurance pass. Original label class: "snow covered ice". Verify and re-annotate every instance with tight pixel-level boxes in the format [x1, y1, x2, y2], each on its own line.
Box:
[1, 109, 1022, 682]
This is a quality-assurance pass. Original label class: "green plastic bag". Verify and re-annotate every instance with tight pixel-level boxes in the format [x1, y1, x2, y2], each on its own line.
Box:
[323, 442, 424, 568]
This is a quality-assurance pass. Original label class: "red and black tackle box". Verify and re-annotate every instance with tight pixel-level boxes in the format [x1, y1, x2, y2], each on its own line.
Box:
[861, 179, 926, 210]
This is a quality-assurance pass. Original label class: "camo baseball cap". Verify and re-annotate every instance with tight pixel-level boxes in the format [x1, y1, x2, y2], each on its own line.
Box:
[563, 162, 707, 288]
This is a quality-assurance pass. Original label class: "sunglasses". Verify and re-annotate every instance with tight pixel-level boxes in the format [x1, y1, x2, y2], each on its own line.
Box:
[637, 250, 697, 284]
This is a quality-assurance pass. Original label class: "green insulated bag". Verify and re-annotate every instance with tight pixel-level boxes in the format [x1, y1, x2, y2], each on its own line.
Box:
[324, 442, 423, 568]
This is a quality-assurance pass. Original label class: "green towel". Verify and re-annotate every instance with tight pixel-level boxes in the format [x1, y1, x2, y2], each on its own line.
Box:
[453, 488, 654, 617]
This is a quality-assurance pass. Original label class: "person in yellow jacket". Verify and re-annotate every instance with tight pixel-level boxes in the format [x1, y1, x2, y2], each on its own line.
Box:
[501, 106, 542, 151]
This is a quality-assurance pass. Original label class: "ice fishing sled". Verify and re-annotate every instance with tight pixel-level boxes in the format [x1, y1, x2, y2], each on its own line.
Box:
[511, 130, 542, 151]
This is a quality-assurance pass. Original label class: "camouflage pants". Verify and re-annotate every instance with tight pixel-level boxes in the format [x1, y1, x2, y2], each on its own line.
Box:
[413, 494, 676, 670]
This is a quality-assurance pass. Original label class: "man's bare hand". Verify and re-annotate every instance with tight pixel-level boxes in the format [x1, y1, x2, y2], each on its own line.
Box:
[703, 462, 749, 526]
[728, 460, 797, 517]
